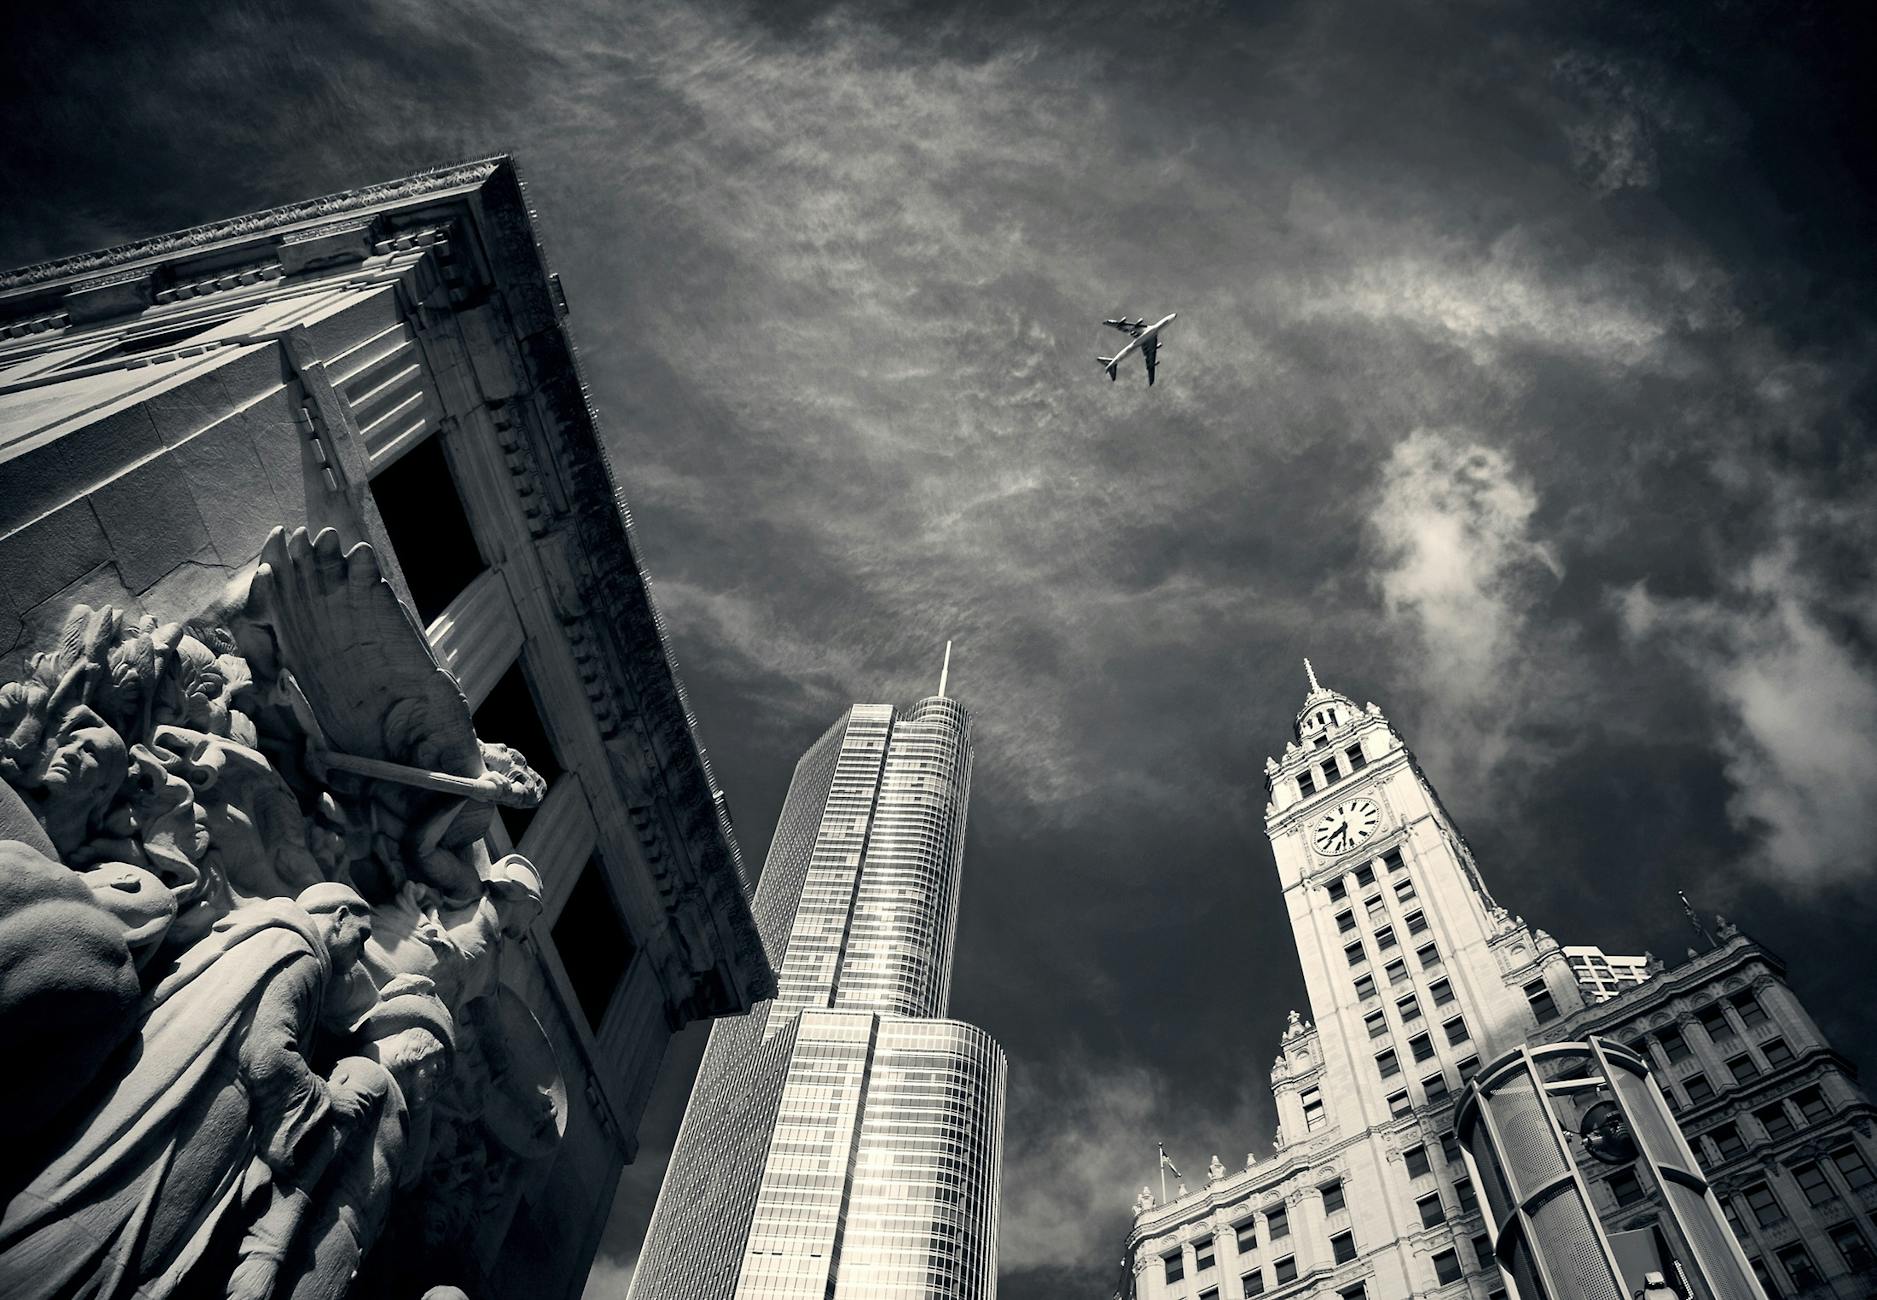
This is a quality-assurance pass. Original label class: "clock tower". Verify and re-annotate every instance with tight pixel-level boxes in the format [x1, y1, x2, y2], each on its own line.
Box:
[1264, 660, 1586, 1135]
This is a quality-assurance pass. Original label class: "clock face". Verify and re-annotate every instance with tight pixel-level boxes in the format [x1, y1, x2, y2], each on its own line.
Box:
[1311, 798, 1381, 856]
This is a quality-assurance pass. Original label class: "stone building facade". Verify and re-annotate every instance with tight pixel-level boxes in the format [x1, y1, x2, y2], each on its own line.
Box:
[0, 158, 772, 1300]
[1118, 664, 1875, 1300]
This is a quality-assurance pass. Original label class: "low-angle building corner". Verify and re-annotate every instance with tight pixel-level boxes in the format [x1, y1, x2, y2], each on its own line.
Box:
[0, 157, 773, 1300]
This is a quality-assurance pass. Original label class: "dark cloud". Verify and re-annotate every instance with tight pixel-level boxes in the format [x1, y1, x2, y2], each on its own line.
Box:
[7, 1, 1877, 1293]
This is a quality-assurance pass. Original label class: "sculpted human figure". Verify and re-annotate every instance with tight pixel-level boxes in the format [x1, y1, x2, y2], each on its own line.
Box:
[228, 975, 457, 1300]
[0, 883, 373, 1300]
[362, 855, 544, 1009]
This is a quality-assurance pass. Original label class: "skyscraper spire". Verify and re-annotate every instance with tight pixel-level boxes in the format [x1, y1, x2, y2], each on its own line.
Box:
[1304, 657, 1321, 694]
[939, 639, 953, 698]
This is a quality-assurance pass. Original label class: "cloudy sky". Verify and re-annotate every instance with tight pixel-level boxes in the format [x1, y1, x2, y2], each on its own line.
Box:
[8, 1, 1877, 1295]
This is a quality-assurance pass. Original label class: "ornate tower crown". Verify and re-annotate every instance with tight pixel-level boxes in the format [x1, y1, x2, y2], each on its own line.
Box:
[1295, 657, 1359, 745]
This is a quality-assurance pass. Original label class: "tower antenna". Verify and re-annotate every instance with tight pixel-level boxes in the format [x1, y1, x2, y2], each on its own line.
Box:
[1304, 657, 1321, 694]
[938, 640, 952, 699]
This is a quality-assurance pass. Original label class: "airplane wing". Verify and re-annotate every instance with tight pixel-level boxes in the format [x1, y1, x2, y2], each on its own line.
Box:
[1142, 335, 1158, 385]
[1104, 318, 1145, 336]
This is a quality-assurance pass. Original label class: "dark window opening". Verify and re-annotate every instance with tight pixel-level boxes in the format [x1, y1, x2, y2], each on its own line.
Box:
[1432, 1248, 1462, 1284]
[552, 855, 636, 1032]
[1609, 1167, 1644, 1206]
[1331, 1230, 1356, 1263]
[370, 433, 488, 626]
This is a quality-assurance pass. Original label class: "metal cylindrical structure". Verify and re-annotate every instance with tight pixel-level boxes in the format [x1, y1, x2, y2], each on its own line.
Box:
[1454, 1038, 1766, 1300]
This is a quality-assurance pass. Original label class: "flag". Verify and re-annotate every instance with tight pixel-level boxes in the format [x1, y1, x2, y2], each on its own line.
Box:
[1158, 1144, 1182, 1179]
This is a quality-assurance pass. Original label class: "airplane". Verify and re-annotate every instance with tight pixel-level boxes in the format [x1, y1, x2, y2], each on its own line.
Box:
[1098, 312, 1177, 385]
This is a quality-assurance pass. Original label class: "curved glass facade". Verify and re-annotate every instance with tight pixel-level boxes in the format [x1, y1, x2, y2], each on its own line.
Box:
[630, 696, 1003, 1300]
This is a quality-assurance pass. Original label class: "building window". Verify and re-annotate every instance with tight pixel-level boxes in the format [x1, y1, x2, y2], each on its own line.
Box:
[1454, 1177, 1478, 1214]
[1298, 771, 1316, 797]
[1377, 1049, 1401, 1080]
[1387, 1090, 1412, 1117]
[1273, 1255, 1297, 1285]
[1398, 994, 1423, 1024]
[1525, 979, 1560, 1024]
[1339, 1286, 1368, 1300]
[369, 432, 489, 625]
[1441, 1131, 1463, 1165]
[1355, 974, 1378, 1001]
[1775, 1244, 1823, 1290]
[1365, 1010, 1389, 1039]
[1267, 1205, 1289, 1240]
[1419, 943, 1443, 972]
[1236, 1221, 1257, 1253]
[1792, 1162, 1838, 1208]
[1410, 1032, 1436, 1063]
[1444, 1016, 1471, 1046]
[1731, 990, 1770, 1028]
[1382, 847, 1405, 872]
[1748, 1256, 1781, 1298]
[1660, 1027, 1691, 1063]
[1744, 1181, 1785, 1229]
[1328, 879, 1347, 902]
[1195, 1243, 1215, 1270]
[1696, 1003, 1733, 1040]
[1609, 1167, 1644, 1206]
[1164, 1253, 1184, 1283]
[1320, 762, 1340, 788]
[1337, 910, 1357, 934]
[1832, 1146, 1875, 1191]
[1303, 1088, 1326, 1132]
[1728, 1053, 1761, 1085]
[1321, 1178, 1345, 1214]
[1762, 1037, 1795, 1067]
[1684, 1072, 1716, 1104]
[552, 856, 636, 1032]
[1385, 958, 1409, 986]
[1243, 1271, 1266, 1297]
[1457, 1055, 1480, 1081]
[1375, 925, 1398, 951]
[1366, 897, 1388, 924]
[1346, 744, 1367, 771]
[1829, 1222, 1875, 1273]
[1756, 1102, 1795, 1141]
[1200, 1291, 1218, 1300]
[1793, 1086, 1829, 1124]
[1710, 1123, 1746, 1161]
[1406, 910, 1430, 936]
[1354, 864, 1376, 888]
[1395, 878, 1417, 903]
[1430, 977, 1455, 1005]
[1418, 1193, 1446, 1228]
[1405, 1144, 1432, 1179]
[1424, 1073, 1452, 1104]
[1432, 1247, 1462, 1284]
[1472, 1233, 1495, 1268]
[1346, 941, 1368, 967]
[1331, 1230, 1357, 1264]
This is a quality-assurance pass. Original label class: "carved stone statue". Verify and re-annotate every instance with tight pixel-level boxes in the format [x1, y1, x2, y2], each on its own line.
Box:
[0, 884, 372, 1300]
[229, 975, 457, 1300]
[1134, 1186, 1155, 1214]
[1208, 1155, 1226, 1183]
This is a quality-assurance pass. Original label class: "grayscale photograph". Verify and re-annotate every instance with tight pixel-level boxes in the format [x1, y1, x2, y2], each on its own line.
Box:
[1, 3, 1874, 1300]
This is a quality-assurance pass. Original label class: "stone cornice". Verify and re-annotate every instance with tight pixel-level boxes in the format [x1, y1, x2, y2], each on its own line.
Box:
[467, 161, 772, 1009]
[0, 158, 504, 295]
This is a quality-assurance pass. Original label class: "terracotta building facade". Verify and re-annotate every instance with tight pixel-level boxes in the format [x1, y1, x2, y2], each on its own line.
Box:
[1118, 665, 1875, 1300]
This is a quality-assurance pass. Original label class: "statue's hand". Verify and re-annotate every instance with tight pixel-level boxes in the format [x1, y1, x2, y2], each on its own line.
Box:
[329, 1077, 373, 1123]
[227, 1256, 279, 1300]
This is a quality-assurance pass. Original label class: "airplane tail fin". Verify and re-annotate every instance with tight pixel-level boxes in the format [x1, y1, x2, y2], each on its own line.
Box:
[1098, 356, 1118, 381]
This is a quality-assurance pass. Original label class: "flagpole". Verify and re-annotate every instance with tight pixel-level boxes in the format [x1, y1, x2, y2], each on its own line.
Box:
[1158, 1141, 1167, 1205]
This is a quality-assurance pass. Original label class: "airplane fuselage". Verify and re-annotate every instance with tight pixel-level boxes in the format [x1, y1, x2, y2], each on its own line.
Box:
[1099, 312, 1178, 384]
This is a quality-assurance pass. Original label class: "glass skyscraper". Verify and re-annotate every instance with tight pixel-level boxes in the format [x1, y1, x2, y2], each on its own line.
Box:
[628, 693, 1006, 1300]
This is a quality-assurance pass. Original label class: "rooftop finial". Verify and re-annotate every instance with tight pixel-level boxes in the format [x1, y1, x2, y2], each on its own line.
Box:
[1304, 657, 1321, 694]
[938, 640, 952, 699]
